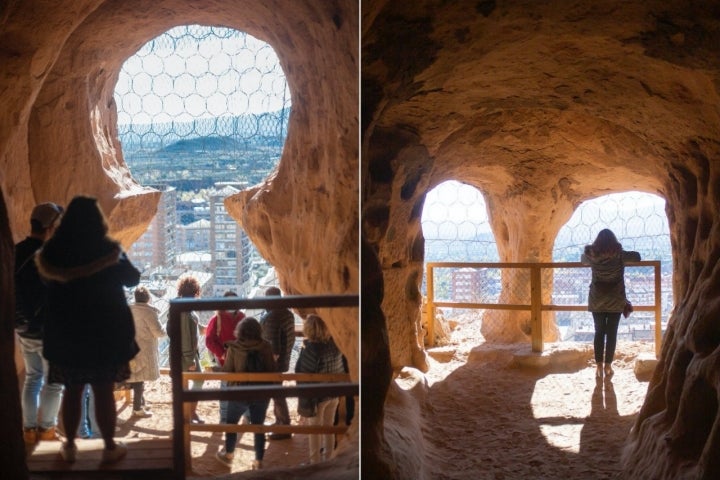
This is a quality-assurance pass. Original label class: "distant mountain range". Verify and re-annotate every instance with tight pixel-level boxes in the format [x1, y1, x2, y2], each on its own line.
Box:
[118, 108, 290, 153]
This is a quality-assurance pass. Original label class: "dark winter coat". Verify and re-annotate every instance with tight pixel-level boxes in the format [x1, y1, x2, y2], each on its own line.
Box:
[14, 236, 48, 339]
[37, 245, 141, 368]
[180, 310, 201, 372]
[259, 307, 295, 372]
[581, 247, 641, 313]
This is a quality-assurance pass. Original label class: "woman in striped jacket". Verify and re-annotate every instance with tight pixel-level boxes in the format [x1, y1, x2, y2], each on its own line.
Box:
[294, 314, 345, 464]
[581, 229, 640, 378]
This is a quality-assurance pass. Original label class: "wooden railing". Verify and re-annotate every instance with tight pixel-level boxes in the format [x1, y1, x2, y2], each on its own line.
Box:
[425, 261, 662, 356]
[167, 294, 358, 478]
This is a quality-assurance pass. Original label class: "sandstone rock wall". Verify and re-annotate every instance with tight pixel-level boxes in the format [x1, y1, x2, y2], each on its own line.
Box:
[363, 1, 720, 478]
[0, 188, 27, 478]
[0, 1, 358, 479]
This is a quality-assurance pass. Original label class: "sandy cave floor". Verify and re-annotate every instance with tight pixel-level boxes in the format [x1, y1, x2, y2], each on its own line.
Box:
[124, 379, 314, 476]
[414, 318, 655, 480]
[130, 379, 333, 477]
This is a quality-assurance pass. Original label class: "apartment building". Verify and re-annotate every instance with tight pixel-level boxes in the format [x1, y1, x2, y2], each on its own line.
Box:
[209, 183, 252, 296]
[128, 184, 177, 272]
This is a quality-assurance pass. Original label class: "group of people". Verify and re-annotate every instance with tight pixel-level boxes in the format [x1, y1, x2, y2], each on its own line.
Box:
[15, 194, 638, 471]
[16, 196, 140, 464]
[176, 281, 346, 469]
[15, 195, 347, 470]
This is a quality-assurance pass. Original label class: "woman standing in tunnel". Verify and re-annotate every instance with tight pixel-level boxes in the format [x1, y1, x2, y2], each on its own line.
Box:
[36, 196, 140, 463]
[581, 228, 640, 378]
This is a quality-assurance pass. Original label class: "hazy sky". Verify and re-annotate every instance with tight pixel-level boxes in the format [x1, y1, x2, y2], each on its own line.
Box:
[422, 180, 668, 244]
[114, 25, 290, 125]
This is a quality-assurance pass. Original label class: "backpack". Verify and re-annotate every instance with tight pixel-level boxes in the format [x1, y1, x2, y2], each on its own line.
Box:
[244, 349, 271, 385]
[245, 349, 263, 373]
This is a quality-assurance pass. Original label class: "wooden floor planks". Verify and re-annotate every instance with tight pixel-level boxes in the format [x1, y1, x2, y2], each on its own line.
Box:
[27, 437, 174, 477]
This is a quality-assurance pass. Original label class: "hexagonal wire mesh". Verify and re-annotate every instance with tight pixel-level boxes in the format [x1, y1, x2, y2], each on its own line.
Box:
[114, 25, 291, 301]
[114, 25, 293, 366]
[421, 181, 672, 346]
[552, 191, 672, 344]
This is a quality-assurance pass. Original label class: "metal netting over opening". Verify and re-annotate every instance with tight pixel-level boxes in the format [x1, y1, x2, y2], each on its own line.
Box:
[421, 182, 672, 347]
[115, 25, 290, 186]
[114, 25, 291, 365]
[422, 181, 498, 265]
[551, 191, 672, 342]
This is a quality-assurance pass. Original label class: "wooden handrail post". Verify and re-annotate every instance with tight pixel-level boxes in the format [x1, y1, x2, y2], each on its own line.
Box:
[530, 265, 543, 352]
[426, 264, 435, 347]
[183, 395, 192, 473]
[168, 307, 185, 479]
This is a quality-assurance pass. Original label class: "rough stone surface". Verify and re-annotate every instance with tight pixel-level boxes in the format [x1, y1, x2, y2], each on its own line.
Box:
[0, 183, 27, 477]
[0, 1, 358, 479]
[363, 1, 720, 479]
[634, 353, 659, 381]
[468, 342, 593, 372]
[425, 347, 455, 363]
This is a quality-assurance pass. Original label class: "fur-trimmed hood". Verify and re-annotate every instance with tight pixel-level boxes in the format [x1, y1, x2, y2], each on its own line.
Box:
[36, 244, 122, 283]
[34, 195, 124, 283]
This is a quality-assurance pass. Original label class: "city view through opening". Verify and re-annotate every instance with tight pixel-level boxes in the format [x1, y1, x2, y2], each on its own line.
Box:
[115, 25, 291, 366]
[422, 181, 673, 347]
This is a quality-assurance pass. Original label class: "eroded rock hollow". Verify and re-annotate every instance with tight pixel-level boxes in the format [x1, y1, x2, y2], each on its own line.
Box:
[0, 1, 358, 478]
[363, 1, 720, 479]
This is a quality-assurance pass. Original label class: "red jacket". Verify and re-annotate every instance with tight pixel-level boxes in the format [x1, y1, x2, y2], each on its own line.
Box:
[205, 310, 245, 365]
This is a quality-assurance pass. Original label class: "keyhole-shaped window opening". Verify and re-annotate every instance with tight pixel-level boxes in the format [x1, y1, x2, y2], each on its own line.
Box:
[552, 191, 672, 343]
[115, 25, 291, 303]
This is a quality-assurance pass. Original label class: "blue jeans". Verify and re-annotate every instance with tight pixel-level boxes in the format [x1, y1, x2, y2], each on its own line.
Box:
[219, 381, 229, 423]
[19, 336, 64, 429]
[224, 398, 270, 460]
[218, 382, 249, 423]
[592, 312, 622, 363]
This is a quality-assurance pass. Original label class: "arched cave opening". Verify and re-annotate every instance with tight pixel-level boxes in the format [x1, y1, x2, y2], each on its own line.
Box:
[420, 182, 673, 359]
[420, 179, 498, 347]
[552, 191, 673, 349]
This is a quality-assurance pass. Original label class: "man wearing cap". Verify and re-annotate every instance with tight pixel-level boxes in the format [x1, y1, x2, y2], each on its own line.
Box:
[15, 202, 65, 449]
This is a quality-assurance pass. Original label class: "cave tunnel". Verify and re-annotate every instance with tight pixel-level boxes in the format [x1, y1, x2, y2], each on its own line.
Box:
[362, 1, 720, 479]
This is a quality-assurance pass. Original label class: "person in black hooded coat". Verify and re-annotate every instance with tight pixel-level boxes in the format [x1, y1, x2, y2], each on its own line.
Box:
[36, 195, 140, 464]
